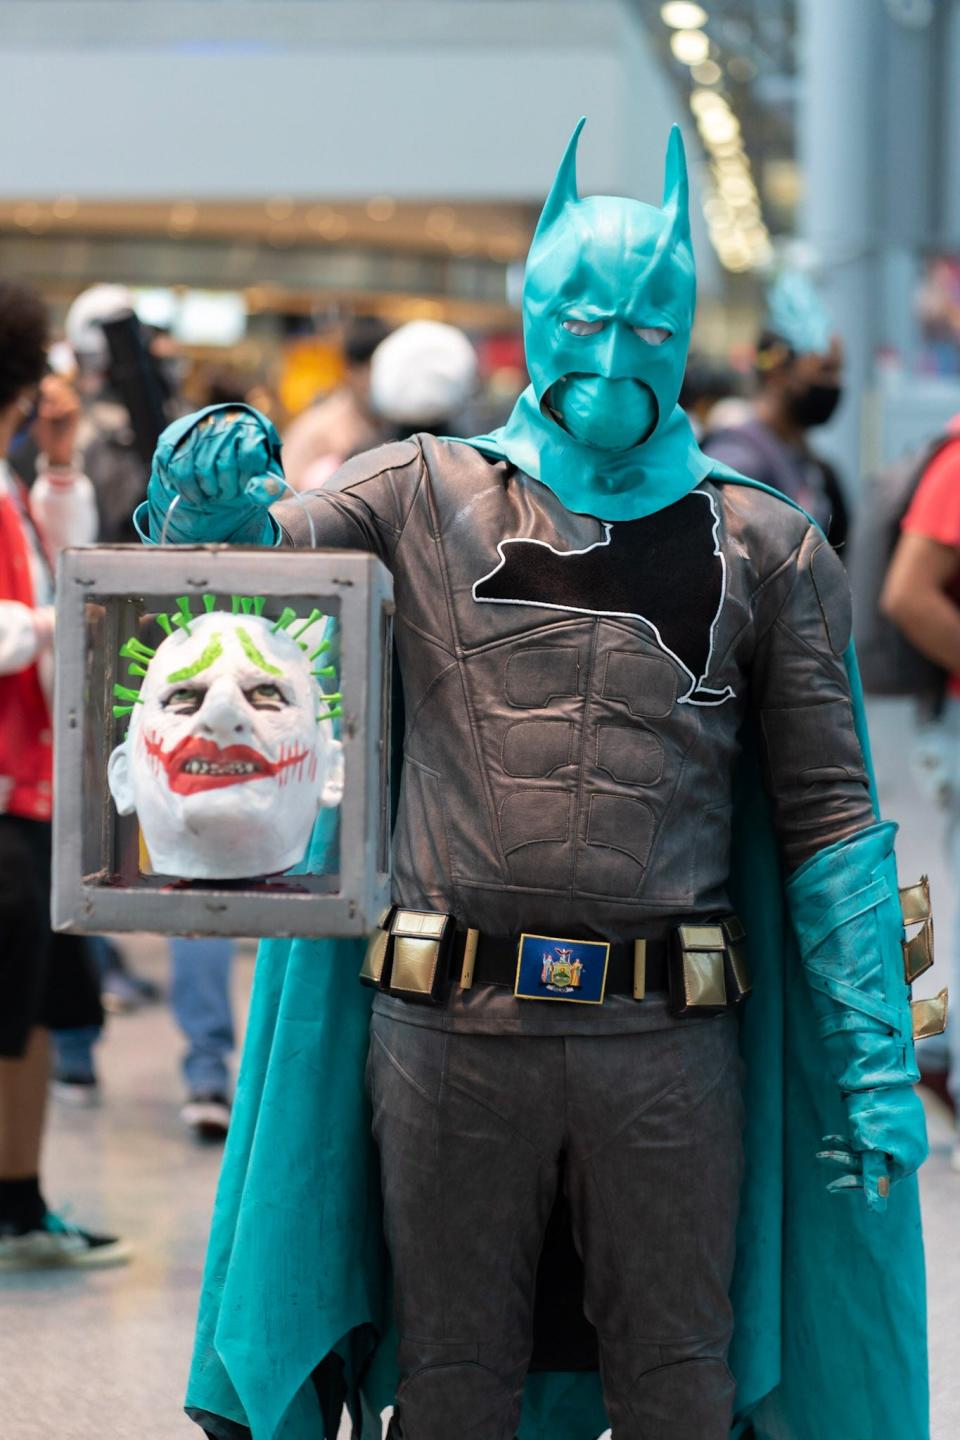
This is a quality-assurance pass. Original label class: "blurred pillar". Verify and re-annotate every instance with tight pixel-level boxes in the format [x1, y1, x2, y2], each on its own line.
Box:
[798, 0, 882, 490]
[942, 0, 960, 244]
[878, 7, 935, 376]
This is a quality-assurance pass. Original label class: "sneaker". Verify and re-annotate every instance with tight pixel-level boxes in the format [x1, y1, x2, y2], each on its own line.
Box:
[0, 1211, 131, 1270]
[51, 1073, 100, 1107]
[181, 1093, 231, 1142]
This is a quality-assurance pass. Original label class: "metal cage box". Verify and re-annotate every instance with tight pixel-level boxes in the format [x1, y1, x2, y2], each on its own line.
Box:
[53, 545, 393, 938]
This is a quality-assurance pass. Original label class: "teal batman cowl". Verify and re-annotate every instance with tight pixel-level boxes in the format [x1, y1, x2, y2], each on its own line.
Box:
[463, 119, 714, 520]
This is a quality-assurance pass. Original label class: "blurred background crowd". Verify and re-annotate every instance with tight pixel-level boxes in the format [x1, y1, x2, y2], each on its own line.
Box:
[2, 0, 960, 1436]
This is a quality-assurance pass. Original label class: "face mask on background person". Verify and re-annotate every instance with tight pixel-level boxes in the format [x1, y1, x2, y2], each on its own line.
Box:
[785, 380, 843, 430]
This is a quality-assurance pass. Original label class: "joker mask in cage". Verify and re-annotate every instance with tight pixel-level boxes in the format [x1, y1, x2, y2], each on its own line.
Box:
[107, 597, 344, 880]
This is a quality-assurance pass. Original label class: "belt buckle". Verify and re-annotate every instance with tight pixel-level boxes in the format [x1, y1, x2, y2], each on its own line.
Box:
[514, 933, 610, 1005]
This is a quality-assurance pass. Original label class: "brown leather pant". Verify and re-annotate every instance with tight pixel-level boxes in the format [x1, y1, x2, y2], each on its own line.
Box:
[367, 1011, 745, 1440]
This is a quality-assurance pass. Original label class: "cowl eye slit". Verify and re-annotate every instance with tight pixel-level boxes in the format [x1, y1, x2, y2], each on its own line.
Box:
[633, 326, 672, 345]
[561, 317, 606, 336]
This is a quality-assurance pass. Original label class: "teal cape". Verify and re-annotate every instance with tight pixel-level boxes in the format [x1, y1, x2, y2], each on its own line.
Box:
[185, 467, 928, 1440]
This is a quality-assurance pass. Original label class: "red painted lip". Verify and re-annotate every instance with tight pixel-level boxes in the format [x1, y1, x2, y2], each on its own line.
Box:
[143, 733, 309, 796]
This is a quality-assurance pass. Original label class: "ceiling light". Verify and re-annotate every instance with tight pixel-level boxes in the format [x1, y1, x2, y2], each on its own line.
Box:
[13, 202, 41, 228]
[318, 215, 348, 241]
[690, 87, 727, 115]
[670, 28, 710, 65]
[265, 196, 294, 222]
[718, 175, 756, 204]
[691, 60, 722, 85]
[661, 2, 708, 27]
[699, 109, 740, 145]
[52, 195, 79, 220]
[711, 139, 745, 159]
[703, 196, 733, 224]
[169, 201, 198, 231]
[366, 195, 396, 222]
[425, 206, 457, 237]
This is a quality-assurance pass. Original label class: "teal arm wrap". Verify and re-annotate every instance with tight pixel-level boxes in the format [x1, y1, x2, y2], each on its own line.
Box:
[140, 403, 284, 546]
[787, 821, 928, 1209]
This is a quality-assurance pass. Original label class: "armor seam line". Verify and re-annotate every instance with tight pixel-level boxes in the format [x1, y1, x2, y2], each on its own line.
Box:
[449, 875, 688, 907]
[394, 609, 455, 657]
[337, 442, 423, 492]
[395, 442, 430, 536]
[421, 453, 512, 884]
[750, 537, 806, 643]
[459, 615, 587, 660]
[570, 618, 601, 899]
[403, 659, 459, 736]
[768, 612, 849, 674]
[404, 755, 460, 885]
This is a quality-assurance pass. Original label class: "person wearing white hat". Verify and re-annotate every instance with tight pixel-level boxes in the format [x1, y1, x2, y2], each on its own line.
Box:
[370, 319, 478, 436]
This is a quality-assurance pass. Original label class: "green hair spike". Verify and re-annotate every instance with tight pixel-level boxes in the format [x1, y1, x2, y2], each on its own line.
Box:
[271, 607, 298, 633]
[113, 683, 143, 705]
[291, 608, 323, 639]
[202, 594, 216, 613]
[308, 640, 332, 662]
[174, 597, 194, 634]
[120, 637, 156, 663]
[156, 613, 174, 636]
[127, 662, 149, 677]
[231, 595, 242, 615]
[313, 664, 337, 679]
[113, 704, 135, 717]
[253, 596, 266, 616]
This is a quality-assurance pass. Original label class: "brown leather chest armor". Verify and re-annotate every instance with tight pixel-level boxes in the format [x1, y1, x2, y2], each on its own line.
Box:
[274, 435, 873, 943]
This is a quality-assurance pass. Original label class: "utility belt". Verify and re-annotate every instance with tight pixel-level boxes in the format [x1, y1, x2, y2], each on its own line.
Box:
[360, 908, 750, 1018]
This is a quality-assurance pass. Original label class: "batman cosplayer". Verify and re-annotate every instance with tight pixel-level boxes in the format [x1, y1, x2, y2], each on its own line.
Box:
[138, 123, 938, 1439]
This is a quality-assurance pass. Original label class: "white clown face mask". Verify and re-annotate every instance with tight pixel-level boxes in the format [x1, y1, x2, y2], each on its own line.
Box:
[107, 610, 344, 880]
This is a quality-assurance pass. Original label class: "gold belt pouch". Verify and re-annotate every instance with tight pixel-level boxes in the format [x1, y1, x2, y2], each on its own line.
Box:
[359, 906, 395, 988]
[669, 921, 734, 1017]
[722, 915, 751, 1003]
[383, 908, 456, 1006]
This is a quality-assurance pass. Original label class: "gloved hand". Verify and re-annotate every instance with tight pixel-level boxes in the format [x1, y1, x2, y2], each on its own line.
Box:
[787, 821, 929, 1214]
[139, 403, 284, 545]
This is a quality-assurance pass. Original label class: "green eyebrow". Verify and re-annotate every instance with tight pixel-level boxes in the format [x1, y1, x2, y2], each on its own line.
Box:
[236, 626, 284, 676]
[166, 633, 224, 683]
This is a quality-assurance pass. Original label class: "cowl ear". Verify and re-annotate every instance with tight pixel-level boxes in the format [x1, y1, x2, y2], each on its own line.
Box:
[662, 124, 691, 249]
[532, 116, 585, 243]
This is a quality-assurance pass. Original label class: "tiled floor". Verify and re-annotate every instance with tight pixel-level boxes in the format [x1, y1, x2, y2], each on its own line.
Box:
[1, 701, 956, 1439]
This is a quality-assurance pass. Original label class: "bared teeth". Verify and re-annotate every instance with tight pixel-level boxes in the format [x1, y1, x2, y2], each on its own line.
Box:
[181, 759, 260, 776]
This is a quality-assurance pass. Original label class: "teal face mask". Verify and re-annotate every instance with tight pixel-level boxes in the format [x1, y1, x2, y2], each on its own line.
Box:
[547, 374, 657, 451]
[524, 118, 695, 451]
[461, 121, 717, 521]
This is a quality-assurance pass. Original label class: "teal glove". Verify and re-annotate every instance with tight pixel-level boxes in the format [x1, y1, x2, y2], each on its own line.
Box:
[787, 821, 928, 1213]
[139, 403, 283, 545]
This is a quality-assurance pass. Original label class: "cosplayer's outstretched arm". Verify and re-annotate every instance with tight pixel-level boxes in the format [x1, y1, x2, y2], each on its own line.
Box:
[752, 523, 929, 1213]
[137, 403, 416, 563]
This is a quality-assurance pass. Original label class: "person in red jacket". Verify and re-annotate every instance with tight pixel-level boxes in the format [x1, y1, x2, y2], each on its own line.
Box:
[0, 281, 128, 1268]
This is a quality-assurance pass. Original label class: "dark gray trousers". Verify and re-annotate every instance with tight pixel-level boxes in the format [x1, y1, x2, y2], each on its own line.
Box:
[367, 1011, 745, 1440]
